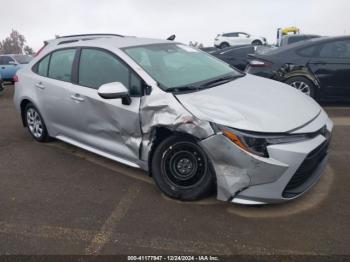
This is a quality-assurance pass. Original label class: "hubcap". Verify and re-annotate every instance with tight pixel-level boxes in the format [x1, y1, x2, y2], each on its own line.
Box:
[290, 81, 311, 96]
[161, 142, 207, 189]
[26, 108, 43, 138]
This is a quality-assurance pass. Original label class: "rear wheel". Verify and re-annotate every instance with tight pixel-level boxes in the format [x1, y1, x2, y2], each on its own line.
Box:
[252, 40, 263, 46]
[285, 76, 316, 98]
[219, 42, 229, 49]
[151, 135, 214, 201]
[24, 103, 51, 142]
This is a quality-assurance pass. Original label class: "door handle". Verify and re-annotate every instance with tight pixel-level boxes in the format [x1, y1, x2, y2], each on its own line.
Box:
[70, 94, 85, 102]
[35, 82, 45, 89]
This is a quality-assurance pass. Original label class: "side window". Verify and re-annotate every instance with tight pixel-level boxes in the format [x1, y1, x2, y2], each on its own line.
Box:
[78, 48, 129, 90]
[48, 49, 76, 82]
[319, 40, 350, 59]
[37, 55, 50, 77]
[297, 45, 317, 57]
[224, 33, 238, 37]
[0, 56, 15, 65]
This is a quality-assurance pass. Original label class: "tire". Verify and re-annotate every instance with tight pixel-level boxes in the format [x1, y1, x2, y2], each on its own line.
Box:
[219, 42, 230, 49]
[252, 40, 262, 46]
[151, 135, 215, 201]
[24, 103, 51, 142]
[285, 76, 316, 98]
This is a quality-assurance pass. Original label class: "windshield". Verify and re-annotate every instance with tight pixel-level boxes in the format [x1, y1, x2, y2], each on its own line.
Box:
[13, 55, 32, 64]
[124, 43, 241, 90]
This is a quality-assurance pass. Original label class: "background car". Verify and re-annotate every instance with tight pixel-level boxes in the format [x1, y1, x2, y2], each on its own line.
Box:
[214, 32, 266, 49]
[279, 34, 321, 47]
[0, 54, 32, 83]
[202, 45, 255, 71]
[245, 36, 350, 101]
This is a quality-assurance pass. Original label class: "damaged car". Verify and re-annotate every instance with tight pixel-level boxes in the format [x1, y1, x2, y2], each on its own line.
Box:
[14, 34, 333, 204]
[246, 36, 350, 101]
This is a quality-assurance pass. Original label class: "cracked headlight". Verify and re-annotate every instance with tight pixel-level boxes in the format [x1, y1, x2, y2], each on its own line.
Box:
[215, 124, 311, 158]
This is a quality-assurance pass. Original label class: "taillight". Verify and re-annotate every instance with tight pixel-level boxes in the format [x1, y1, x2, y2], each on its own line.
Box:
[248, 59, 272, 67]
[13, 75, 18, 82]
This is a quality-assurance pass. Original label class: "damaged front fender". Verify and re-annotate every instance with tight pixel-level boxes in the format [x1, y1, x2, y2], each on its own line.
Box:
[139, 88, 214, 165]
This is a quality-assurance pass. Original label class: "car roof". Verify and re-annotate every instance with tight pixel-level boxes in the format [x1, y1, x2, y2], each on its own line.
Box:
[264, 35, 350, 55]
[283, 34, 320, 39]
[223, 32, 247, 34]
[45, 35, 173, 50]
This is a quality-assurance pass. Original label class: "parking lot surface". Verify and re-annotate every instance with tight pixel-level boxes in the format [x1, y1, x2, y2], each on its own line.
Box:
[0, 85, 350, 255]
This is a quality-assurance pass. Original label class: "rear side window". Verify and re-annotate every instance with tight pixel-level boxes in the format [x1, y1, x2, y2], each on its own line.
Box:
[297, 45, 317, 57]
[78, 48, 129, 90]
[223, 33, 238, 37]
[0, 56, 15, 65]
[37, 55, 50, 76]
[319, 40, 350, 59]
[48, 49, 76, 82]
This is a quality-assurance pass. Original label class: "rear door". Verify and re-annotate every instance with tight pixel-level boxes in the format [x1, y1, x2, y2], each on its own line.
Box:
[308, 39, 350, 98]
[237, 33, 251, 45]
[67, 47, 143, 163]
[37, 48, 78, 138]
[0, 56, 18, 80]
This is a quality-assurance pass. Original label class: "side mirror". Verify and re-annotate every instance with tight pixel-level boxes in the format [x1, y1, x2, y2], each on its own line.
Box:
[97, 82, 131, 105]
[9, 61, 18, 66]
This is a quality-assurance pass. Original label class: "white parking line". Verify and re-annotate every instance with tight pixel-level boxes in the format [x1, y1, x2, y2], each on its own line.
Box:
[85, 183, 141, 254]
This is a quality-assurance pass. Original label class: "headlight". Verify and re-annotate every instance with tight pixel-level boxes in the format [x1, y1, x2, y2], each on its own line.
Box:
[215, 124, 311, 158]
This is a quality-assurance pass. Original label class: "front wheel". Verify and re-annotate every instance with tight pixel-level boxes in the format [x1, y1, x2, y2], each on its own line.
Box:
[151, 135, 214, 201]
[285, 76, 316, 98]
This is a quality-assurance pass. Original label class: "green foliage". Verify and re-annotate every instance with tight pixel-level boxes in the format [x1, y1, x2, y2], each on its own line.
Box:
[0, 29, 34, 55]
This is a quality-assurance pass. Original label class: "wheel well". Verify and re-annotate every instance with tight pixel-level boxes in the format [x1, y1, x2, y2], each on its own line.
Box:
[284, 75, 319, 88]
[252, 39, 262, 44]
[20, 99, 31, 126]
[147, 127, 198, 176]
[220, 42, 229, 47]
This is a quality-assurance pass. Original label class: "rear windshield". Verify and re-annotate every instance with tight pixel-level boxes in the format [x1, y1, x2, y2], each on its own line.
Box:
[13, 55, 33, 64]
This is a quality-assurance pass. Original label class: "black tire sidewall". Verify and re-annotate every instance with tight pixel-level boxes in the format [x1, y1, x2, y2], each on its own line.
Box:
[285, 76, 316, 98]
[220, 42, 229, 49]
[252, 40, 262, 46]
[24, 103, 49, 142]
[151, 135, 215, 201]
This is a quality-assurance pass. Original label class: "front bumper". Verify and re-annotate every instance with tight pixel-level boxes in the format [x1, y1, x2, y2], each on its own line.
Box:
[200, 114, 333, 204]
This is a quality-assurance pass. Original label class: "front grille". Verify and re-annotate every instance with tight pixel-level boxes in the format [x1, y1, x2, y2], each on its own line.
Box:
[282, 129, 331, 198]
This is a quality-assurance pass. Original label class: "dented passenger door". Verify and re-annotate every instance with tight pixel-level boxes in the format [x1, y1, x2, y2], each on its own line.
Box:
[66, 47, 143, 164]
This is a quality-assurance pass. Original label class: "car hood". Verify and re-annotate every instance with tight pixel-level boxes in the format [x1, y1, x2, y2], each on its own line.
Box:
[175, 75, 321, 133]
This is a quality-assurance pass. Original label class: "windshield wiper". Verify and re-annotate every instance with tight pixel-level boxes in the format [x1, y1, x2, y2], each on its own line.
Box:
[165, 85, 202, 93]
[202, 74, 242, 88]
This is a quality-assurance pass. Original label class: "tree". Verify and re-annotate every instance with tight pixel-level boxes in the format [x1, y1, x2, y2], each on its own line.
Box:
[0, 29, 34, 54]
[23, 45, 34, 55]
